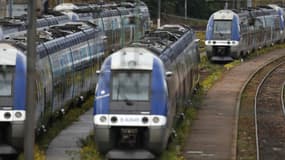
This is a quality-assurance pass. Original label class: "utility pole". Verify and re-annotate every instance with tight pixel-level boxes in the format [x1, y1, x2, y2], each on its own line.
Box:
[24, 0, 37, 159]
[157, 0, 161, 28]
[185, 0, 187, 19]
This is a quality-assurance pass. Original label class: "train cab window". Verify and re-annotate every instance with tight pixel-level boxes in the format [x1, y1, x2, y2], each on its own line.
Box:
[213, 20, 232, 34]
[0, 66, 13, 96]
[112, 71, 150, 101]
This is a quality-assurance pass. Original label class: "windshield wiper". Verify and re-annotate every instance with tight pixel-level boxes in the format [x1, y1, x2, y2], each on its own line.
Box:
[116, 81, 133, 106]
[218, 31, 224, 37]
[124, 96, 133, 106]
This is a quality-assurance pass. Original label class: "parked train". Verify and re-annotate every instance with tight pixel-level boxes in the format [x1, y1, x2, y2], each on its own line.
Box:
[0, 1, 150, 153]
[205, 5, 285, 61]
[0, 0, 150, 51]
[93, 24, 200, 159]
[53, 1, 150, 52]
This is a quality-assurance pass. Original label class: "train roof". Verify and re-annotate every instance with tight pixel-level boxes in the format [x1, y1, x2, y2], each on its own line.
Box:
[0, 14, 70, 36]
[130, 24, 192, 55]
[3, 21, 101, 58]
[110, 47, 156, 70]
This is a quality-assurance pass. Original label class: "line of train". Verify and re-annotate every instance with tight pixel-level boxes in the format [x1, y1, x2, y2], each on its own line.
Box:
[0, 0, 150, 154]
[1, 0, 150, 53]
[206, 4, 285, 61]
[93, 24, 200, 159]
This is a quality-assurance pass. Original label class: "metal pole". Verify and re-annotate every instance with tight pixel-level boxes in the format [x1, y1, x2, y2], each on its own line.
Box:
[8, 0, 13, 17]
[185, 0, 187, 19]
[157, 0, 161, 28]
[24, 0, 37, 159]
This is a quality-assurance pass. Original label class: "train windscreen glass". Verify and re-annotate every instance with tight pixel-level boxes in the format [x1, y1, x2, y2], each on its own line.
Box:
[0, 66, 13, 96]
[112, 71, 150, 101]
[213, 20, 232, 34]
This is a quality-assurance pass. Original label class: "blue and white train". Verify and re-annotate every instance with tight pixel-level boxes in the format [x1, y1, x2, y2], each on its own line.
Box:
[0, 0, 150, 50]
[93, 24, 200, 159]
[0, 22, 104, 153]
[53, 1, 150, 53]
[205, 5, 285, 61]
[0, 1, 150, 153]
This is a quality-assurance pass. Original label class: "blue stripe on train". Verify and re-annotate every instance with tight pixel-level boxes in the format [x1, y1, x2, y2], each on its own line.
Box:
[232, 15, 240, 41]
[14, 52, 26, 110]
[151, 58, 167, 116]
[93, 58, 111, 115]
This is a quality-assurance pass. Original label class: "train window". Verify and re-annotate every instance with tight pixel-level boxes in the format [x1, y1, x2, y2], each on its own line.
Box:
[80, 46, 88, 58]
[0, 66, 13, 96]
[111, 71, 150, 101]
[213, 20, 232, 34]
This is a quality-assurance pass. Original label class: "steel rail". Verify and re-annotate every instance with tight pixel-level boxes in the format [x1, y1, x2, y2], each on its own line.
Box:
[254, 61, 285, 160]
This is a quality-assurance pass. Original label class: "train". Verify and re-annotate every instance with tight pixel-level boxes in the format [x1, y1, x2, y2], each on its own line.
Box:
[93, 24, 200, 159]
[0, 0, 150, 51]
[205, 4, 285, 61]
[0, 1, 150, 154]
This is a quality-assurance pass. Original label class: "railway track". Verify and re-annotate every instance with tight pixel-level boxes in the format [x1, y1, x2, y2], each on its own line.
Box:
[255, 62, 285, 160]
[281, 82, 285, 116]
[237, 56, 285, 160]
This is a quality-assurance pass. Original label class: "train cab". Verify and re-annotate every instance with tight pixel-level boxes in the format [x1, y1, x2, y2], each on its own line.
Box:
[93, 47, 169, 157]
[0, 43, 26, 151]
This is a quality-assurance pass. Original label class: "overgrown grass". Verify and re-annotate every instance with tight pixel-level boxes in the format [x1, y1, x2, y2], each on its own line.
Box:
[17, 145, 46, 160]
[159, 97, 200, 160]
[196, 31, 205, 53]
[79, 134, 103, 160]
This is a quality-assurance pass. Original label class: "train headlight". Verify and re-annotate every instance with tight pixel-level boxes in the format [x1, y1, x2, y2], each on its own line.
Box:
[152, 117, 160, 123]
[15, 112, 22, 118]
[232, 41, 236, 45]
[100, 116, 107, 123]
[4, 112, 11, 119]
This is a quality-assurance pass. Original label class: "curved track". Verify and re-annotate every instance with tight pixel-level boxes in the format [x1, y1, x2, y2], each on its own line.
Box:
[281, 82, 285, 116]
[255, 62, 285, 160]
[237, 56, 285, 160]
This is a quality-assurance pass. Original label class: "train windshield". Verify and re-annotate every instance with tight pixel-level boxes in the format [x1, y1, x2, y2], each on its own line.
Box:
[0, 66, 13, 96]
[112, 71, 150, 101]
[213, 20, 232, 34]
